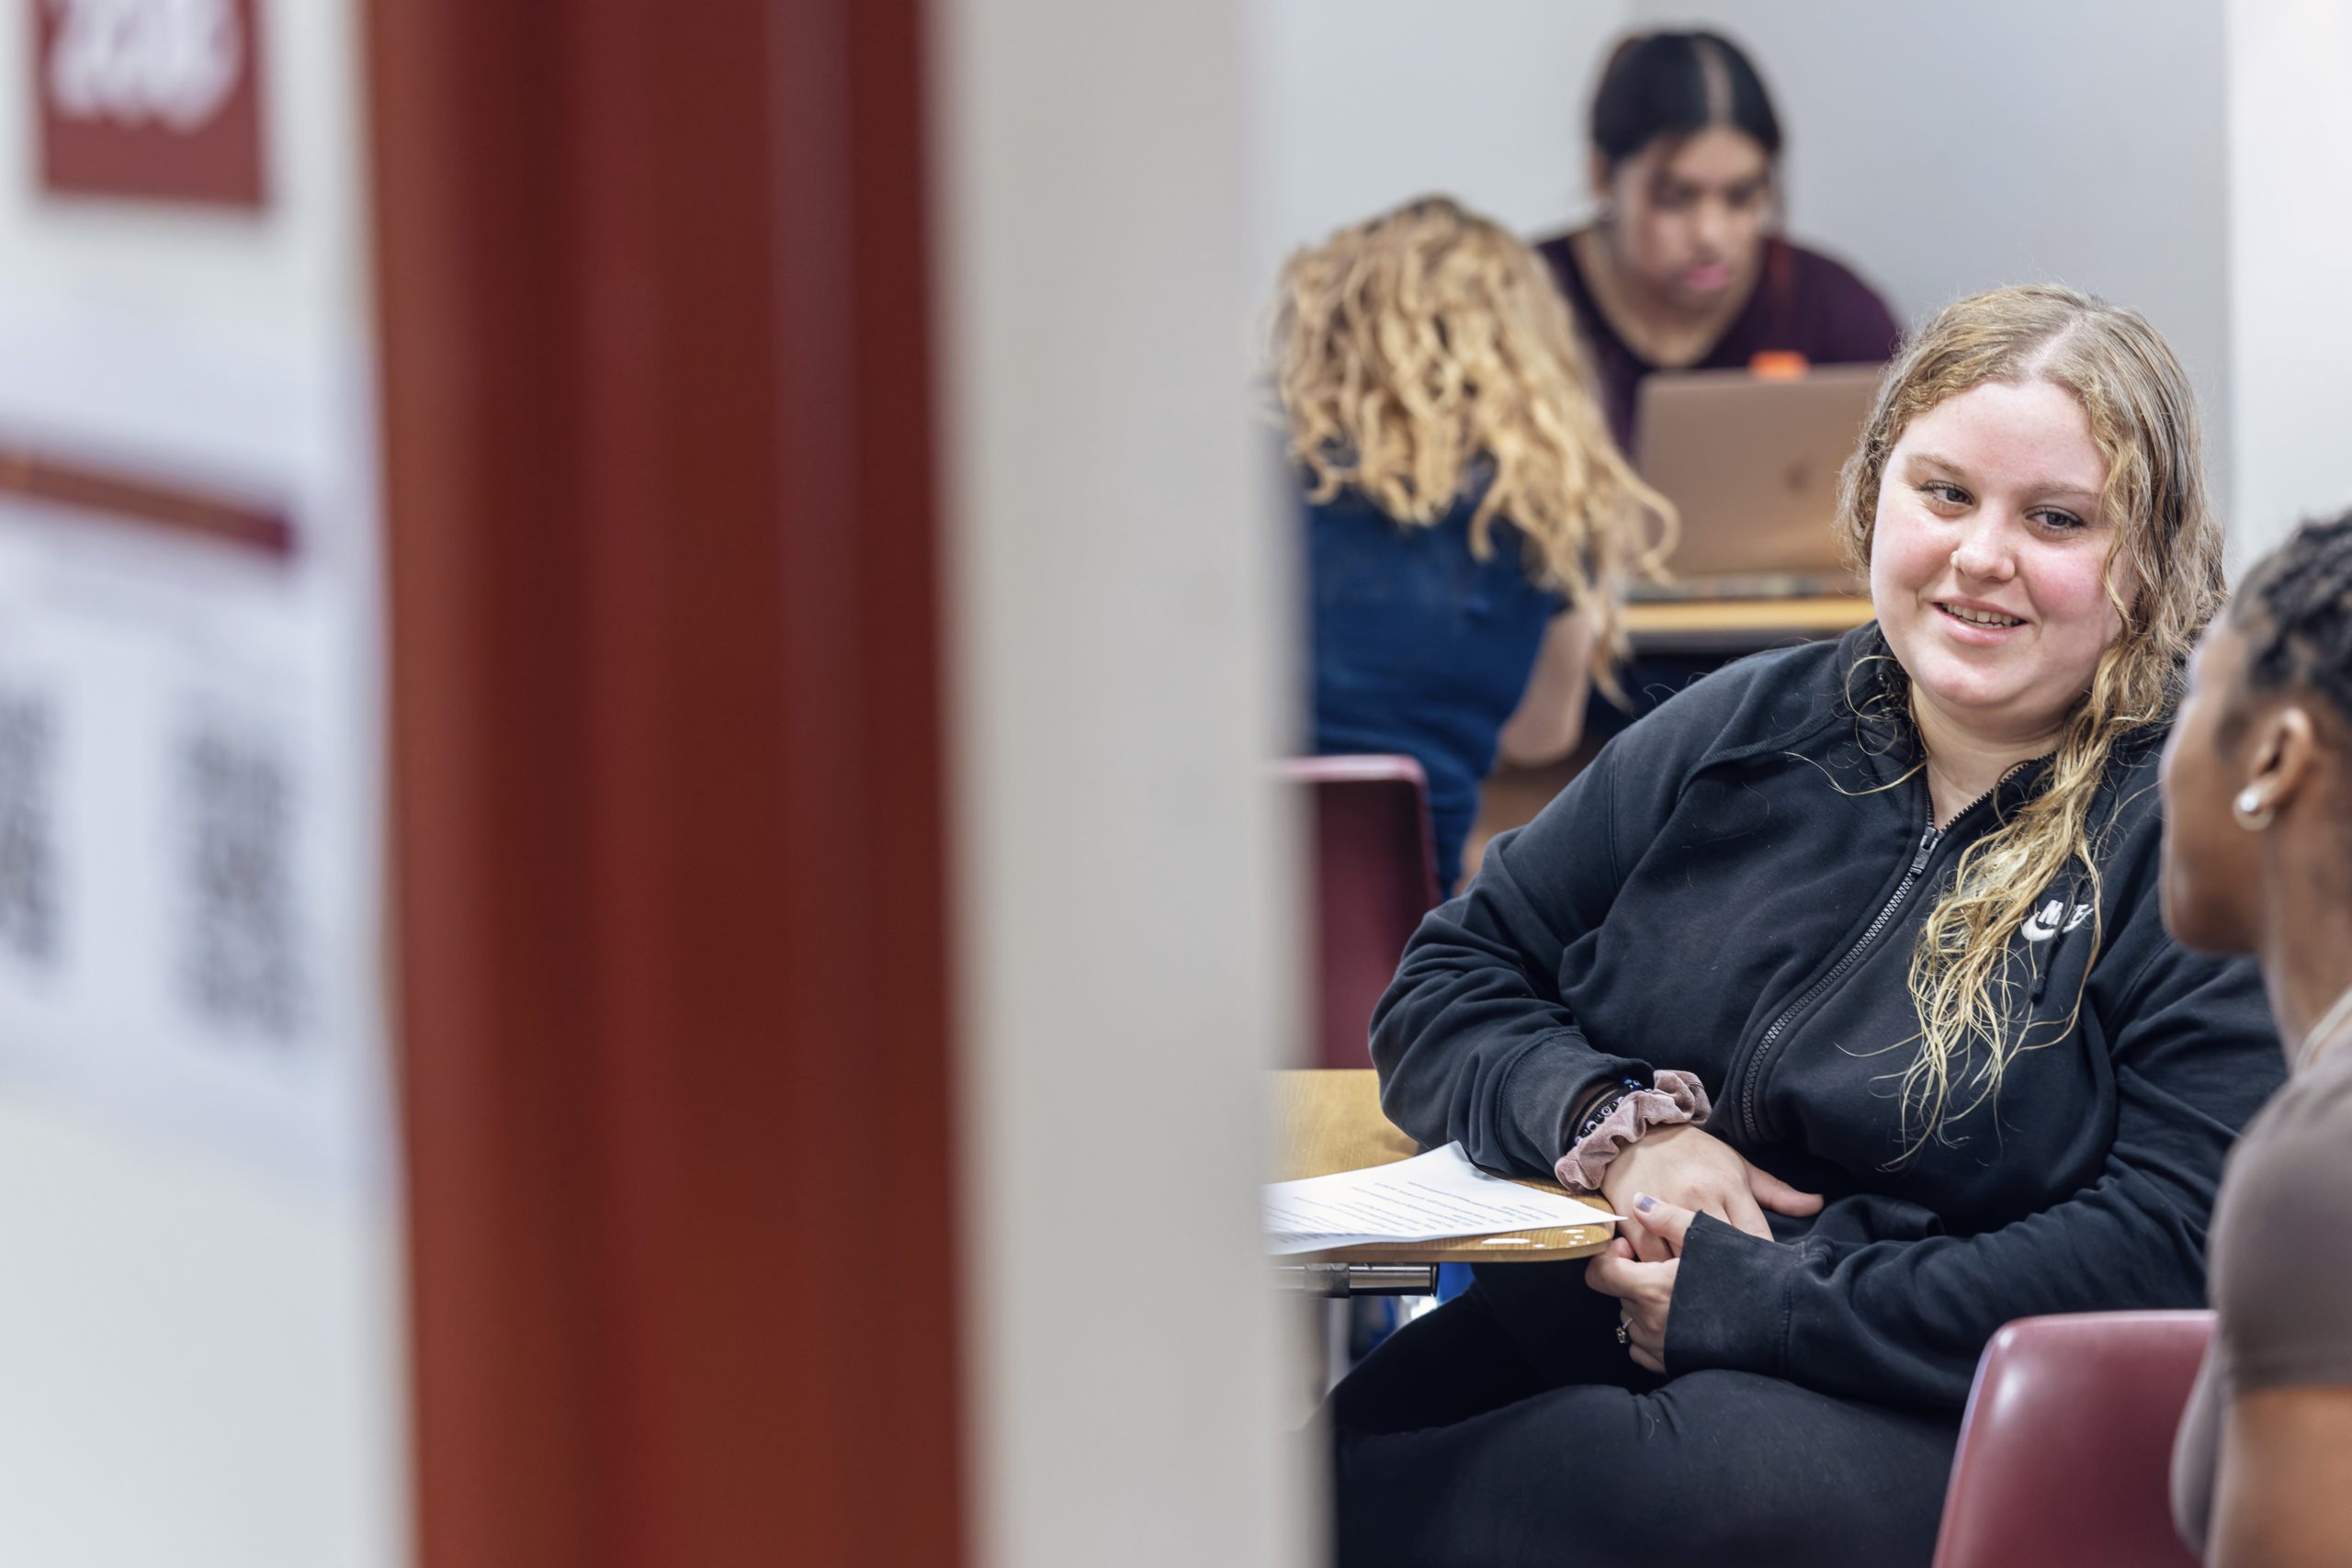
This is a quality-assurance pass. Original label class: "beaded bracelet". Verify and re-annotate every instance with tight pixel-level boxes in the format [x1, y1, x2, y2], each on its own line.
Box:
[1571, 1077, 1646, 1145]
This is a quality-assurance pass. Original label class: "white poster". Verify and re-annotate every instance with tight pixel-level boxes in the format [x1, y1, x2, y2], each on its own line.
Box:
[0, 393, 387, 1191]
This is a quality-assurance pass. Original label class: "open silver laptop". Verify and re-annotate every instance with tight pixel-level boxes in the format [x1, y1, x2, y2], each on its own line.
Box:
[1628, 364, 1883, 600]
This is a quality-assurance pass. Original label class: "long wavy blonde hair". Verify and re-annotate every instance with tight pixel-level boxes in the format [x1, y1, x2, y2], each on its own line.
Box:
[1836, 284, 2227, 1156]
[1271, 196, 1673, 667]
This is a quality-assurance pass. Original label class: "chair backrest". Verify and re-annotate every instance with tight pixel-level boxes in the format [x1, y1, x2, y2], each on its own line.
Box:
[1275, 756, 1437, 1071]
[1932, 1310, 2214, 1568]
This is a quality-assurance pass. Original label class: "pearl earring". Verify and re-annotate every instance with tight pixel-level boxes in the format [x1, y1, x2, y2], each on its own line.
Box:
[2233, 786, 2276, 832]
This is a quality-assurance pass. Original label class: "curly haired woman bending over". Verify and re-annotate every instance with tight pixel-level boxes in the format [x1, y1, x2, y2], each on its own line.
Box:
[1276, 195, 1671, 897]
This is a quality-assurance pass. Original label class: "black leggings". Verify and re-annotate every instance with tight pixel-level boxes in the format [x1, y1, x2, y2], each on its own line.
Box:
[1328, 1261, 1961, 1567]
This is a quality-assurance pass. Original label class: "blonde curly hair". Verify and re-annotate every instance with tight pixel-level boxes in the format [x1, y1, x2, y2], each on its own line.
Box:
[1270, 196, 1672, 668]
[1835, 283, 2227, 1157]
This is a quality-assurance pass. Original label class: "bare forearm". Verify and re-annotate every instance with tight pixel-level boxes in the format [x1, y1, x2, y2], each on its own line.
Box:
[1498, 607, 1597, 767]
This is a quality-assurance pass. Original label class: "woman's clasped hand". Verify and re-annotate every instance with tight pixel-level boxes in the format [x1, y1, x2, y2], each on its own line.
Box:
[1596, 1121, 1822, 1261]
[1583, 1124, 1824, 1375]
[1586, 1192, 1704, 1374]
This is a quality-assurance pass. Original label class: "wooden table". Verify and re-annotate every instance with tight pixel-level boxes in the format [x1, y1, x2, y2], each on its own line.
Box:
[1622, 594, 1872, 656]
[1277, 1069, 1613, 1265]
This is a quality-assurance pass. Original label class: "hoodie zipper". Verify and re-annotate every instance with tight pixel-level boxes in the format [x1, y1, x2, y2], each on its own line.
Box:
[1734, 773, 2011, 1145]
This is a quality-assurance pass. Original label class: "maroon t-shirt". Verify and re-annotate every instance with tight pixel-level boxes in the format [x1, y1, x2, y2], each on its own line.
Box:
[1536, 231, 1902, 450]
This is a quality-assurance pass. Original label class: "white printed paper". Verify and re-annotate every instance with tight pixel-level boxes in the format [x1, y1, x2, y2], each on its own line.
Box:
[0, 330, 390, 1194]
[1265, 1142, 1619, 1255]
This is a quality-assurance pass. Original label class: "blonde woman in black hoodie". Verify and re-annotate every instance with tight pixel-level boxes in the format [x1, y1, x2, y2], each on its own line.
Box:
[1331, 286, 2282, 1567]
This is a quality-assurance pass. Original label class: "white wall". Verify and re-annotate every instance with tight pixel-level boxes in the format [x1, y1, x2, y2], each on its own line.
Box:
[0, 1091, 400, 1567]
[0, 3, 404, 1566]
[935, 5, 1314, 1568]
[1245, 0, 1630, 301]
[2226, 0, 2352, 568]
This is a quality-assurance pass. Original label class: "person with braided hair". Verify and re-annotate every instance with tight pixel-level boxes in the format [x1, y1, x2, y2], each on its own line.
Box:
[2162, 513, 2352, 1563]
[1326, 284, 2284, 1567]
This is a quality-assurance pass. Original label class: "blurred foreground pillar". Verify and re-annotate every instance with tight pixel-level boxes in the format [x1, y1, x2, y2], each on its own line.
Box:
[933, 3, 1315, 1566]
[370, 1, 964, 1563]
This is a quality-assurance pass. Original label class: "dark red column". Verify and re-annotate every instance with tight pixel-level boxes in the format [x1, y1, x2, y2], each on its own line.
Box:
[367, 1, 965, 1562]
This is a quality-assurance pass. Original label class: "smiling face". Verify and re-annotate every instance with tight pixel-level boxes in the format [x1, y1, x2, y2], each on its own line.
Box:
[1869, 378, 2135, 750]
[1596, 126, 1772, 312]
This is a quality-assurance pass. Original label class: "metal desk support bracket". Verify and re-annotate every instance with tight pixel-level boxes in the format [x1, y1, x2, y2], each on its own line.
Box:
[1272, 1261, 1438, 1297]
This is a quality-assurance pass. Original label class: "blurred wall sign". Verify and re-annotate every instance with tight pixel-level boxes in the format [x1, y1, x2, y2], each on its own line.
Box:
[32, 0, 266, 209]
[0, 436, 385, 1184]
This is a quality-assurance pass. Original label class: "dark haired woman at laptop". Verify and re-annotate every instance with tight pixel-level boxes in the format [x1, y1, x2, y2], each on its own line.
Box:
[1273, 197, 1673, 897]
[1541, 29, 1901, 450]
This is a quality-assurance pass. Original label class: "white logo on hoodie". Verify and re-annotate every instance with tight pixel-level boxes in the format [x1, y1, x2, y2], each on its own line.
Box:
[2021, 899, 2096, 943]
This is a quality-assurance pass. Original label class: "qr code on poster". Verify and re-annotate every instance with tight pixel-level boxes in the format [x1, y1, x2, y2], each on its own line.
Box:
[180, 725, 305, 1043]
[0, 688, 58, 968]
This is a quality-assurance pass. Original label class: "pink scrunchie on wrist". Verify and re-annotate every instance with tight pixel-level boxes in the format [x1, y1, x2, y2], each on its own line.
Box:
[1553, 1070, 1712, 1193]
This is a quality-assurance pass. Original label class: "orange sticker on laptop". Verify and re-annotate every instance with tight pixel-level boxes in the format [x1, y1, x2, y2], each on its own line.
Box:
[1748, 351, 1810, 380]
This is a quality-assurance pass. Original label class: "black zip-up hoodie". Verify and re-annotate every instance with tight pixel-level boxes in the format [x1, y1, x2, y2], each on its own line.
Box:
[1373, 625, 2284, 1412]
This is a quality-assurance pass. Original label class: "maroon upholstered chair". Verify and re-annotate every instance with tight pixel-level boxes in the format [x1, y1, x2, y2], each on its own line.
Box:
[1276, 756, 1438, 1071]
[1932, 1310, 2215, 1568]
